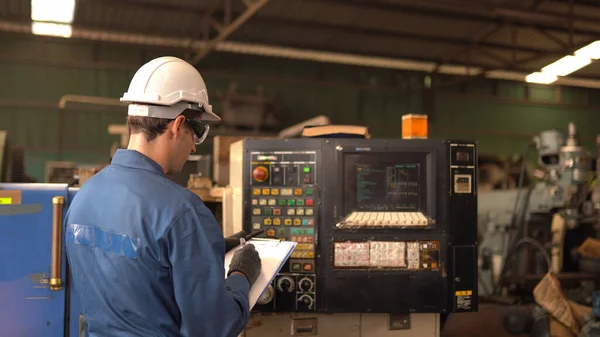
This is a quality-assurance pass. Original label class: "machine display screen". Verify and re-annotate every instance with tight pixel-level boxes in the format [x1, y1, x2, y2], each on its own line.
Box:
[342, 153, 428, 214]
[356, 163, 420, 211]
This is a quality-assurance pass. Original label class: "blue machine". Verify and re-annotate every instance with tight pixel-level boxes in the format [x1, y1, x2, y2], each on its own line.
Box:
[0, 183, 88, 337]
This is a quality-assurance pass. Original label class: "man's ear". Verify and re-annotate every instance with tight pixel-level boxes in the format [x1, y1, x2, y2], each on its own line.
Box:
[169, 116, 187, 139]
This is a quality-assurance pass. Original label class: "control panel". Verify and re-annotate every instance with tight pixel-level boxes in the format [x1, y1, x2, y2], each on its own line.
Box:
[231, 138, 478, 314]
[246, 149, 320, 312]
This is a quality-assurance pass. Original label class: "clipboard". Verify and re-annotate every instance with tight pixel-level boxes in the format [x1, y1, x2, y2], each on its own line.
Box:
[224, 238, 297, 310]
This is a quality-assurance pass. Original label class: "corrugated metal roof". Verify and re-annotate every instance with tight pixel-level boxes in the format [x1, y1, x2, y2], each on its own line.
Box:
[1, 0, 600, 77]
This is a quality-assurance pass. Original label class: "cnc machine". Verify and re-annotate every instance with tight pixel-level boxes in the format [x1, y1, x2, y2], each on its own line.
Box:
[227, 138, 479, 336]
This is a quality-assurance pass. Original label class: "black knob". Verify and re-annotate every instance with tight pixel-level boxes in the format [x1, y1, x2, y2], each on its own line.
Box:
[302, 297, 311, 305]
[300, 280, 311, 291]
[281, 279, 291, 291]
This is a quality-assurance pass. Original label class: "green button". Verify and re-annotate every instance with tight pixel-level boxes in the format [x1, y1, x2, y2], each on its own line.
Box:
[287, 199, 296, 206]
[292, 263, 301, 271]
[264, 209, 272, 216]
[305, 188, 313, 196]
[303, 167, 311, 173]
[278, 199, 286, 206]
[297, 199, 304, 206]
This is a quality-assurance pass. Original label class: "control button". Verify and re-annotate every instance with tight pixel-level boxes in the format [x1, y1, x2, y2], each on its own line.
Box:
[253, 223, 261, 229]
[303, 166, 311, 173]
[287, 208, 295, 216]
[294, 189, 303, 196]
[268, 199, 276, 206]
[264, 209, 272, 216]
[308, 219, 314, 226]
[262, 188, 270, 196]
[278, 199, 286, 206]
[296, 199, 305, 206]
[307, 228, 314, 235]
[305, 188, 313, 196]
[281, 189, 293, 196]
[287, 199, 296, 206]
[264, 218, 272, 225]
[307, 236, 313, 243]
[293, 218, 301, 226]
[253, 188, 261, 195]
[305, 199, 313, 206]
[292, 263, 301, 271]
[267, 229, 275, 237]
[273, 208, 281, 216]
[296, 208, 305, 216]
[303, 177, 311, 183]
[303, 263, 313, 271]
[284, 218, 292, 226]
[271, 188, 279, 195]
[253, 166, 269, 182]
[252, 208, 261, 215]
[301, 219, 308, 226]
[306, 208, 313, 216]
[306, 252, 314, 258]
[259, 199, 267, 206]
[252, 199, 258, 205]
[273, 218, 281, 226]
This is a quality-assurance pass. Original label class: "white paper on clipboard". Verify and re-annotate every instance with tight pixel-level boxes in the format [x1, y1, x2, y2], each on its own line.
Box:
[224, 238, 297, 310]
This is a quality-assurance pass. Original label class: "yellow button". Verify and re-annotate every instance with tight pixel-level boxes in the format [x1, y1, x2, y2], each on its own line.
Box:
[294, 189, 303, 196]
[252, 208, 261, 215]
[287, 209, 295, 216]
[293, 218, 301, 226]
[267, 229, 275, 237]
[268, 199, 276, 206]
[273, 218, 281, 226]
[264, 218, 272, 225]
[284, 218, 292, 226]
[296, 208, 305, 216]
[259, 199, 267, 206]
[262, 188, 270, 195]
[306, 252, 314, 258]
[306, 208, 313, 215]
[253, 188, 261, 195]
[271, 189, 279, 195]
[252, 199, 258, 205]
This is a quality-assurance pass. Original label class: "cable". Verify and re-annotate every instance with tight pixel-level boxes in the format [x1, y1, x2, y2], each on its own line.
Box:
[492, 142, 533, 295]
[514, 237, 552, 274]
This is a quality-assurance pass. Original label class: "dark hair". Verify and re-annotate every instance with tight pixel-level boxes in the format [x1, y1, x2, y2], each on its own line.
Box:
[126, 116, 171, 142]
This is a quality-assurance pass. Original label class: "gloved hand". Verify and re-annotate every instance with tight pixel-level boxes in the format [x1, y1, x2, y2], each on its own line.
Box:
[227, 244, 262, 286]
[224, 230, 247, 253]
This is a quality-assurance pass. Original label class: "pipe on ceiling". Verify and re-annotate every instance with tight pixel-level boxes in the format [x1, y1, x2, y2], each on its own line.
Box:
[1, 20, 600, 89]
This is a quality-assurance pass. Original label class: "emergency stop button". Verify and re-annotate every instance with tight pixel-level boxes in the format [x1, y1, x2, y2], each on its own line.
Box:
[253, 166, 269, 182]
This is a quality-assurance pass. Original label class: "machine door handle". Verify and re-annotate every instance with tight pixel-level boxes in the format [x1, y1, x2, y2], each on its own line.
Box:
[50, 196, 64, 291]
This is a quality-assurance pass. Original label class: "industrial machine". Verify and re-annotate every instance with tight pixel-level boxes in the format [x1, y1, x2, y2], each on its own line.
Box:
[227, 137, 478, 336]
[478, 122, 599, 298]
[0, 184, 88, 337]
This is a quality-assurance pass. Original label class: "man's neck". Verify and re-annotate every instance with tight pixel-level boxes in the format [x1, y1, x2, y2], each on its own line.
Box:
[127, 135, 170, 174]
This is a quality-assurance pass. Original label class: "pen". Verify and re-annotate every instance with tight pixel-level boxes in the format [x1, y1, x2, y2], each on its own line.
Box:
[239, 238, 246, 248]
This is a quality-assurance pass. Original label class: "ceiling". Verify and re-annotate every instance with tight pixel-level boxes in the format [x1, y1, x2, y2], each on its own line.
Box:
[2, 0, 600, 80]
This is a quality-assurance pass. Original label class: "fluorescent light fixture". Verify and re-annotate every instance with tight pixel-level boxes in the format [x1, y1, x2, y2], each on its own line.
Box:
[525, 72, 557, 84]
[541, 55, 591, 76]
[31, 21, 72, 38]
[31, 0, 76, 24]
[574, 40, 600, 60]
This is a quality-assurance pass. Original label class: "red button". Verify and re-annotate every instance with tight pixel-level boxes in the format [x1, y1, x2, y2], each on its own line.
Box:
[303, 263, 313, 271]
[305, 199, 313, 206]
[252, 166, 269, 182]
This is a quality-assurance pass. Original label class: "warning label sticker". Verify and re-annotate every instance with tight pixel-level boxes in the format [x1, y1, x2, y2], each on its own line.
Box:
[455, 290, 473, 311]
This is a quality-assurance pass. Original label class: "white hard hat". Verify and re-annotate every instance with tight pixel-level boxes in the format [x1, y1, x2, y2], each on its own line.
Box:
[120, 56, 220, 122]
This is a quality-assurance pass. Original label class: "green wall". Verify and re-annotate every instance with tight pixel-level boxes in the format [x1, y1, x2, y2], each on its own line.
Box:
[0, 34, 598, 182]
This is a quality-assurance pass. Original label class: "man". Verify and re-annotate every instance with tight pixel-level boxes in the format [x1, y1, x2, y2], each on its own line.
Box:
[64, 56, 261, 337]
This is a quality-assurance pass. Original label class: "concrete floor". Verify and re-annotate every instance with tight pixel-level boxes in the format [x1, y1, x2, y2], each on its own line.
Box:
[443, 304, 527, 337]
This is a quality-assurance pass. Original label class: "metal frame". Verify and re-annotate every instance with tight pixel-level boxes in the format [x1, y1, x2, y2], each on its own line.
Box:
[189, 0, 272, 64]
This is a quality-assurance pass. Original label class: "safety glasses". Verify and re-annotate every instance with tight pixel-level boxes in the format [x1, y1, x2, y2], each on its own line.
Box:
[185, 117, 210, 145]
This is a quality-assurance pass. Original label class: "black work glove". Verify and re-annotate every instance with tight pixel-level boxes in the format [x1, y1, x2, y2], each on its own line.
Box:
[224, 230, 247, 253]
[227, 244, 262, 287]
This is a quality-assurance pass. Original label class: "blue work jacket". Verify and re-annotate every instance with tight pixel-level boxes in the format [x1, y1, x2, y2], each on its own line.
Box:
[64, 149, 250, 337]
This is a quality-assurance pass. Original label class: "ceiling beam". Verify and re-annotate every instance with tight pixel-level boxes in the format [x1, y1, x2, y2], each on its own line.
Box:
[190, 0, 271, 64]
